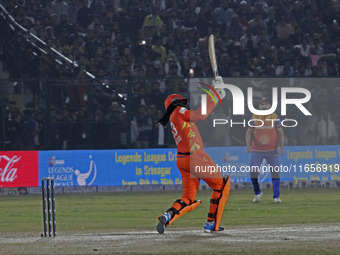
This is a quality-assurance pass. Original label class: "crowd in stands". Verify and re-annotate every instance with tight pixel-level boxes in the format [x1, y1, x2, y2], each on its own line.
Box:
[1, 0, 340, 150]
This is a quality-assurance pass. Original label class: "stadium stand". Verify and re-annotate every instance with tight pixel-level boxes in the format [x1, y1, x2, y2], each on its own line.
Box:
[0, 0, 339, 150]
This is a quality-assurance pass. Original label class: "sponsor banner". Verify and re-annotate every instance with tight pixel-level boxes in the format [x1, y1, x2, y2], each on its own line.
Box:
[205, 145, 340, 183]
[39, 149, 180, 187]
[0, 151, 39, 188]
[3, 145, 336, 188]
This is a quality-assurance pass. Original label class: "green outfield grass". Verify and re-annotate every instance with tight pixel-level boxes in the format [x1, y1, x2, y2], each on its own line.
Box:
[0, 188, 339, 234]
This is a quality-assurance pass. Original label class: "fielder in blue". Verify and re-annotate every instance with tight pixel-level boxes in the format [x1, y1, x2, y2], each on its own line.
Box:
[245, 98, 285, 203]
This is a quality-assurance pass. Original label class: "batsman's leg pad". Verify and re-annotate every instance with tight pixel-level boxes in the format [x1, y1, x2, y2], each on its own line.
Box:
[168, 200, 202, 226]
[213, 176, 230, 231]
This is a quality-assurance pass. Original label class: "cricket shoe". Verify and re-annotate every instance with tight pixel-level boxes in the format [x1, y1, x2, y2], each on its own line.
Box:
[253, 192, 263, 203]
[203, 221, 224, 233]
[156, 212, 171, 234]
[273, 197, 282, 203]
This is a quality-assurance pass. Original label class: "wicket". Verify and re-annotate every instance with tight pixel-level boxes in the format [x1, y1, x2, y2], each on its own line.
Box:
[42, 177, 56, 237]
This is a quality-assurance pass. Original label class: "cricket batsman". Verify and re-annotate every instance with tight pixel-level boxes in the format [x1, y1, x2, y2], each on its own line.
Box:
[156, 77, 230, 234]
[246, 97, 285, 203]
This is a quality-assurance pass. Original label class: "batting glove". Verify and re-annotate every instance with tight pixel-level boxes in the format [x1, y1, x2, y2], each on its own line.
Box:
[216, 88, 226, 100]
[212, 76, 223, 88]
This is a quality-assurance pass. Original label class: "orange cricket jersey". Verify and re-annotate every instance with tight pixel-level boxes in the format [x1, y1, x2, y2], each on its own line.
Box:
[170, 96, 216, 153]
[249, 113, 281, 152]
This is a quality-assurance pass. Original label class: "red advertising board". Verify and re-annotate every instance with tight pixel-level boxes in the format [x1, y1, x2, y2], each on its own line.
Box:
[0, 151, 39, 187]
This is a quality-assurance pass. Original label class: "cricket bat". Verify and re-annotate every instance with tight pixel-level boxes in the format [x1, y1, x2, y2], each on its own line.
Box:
[208, 34, 218, 79]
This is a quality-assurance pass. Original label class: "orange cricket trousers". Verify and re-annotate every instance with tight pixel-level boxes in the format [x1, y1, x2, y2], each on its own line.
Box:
[172, 150, 225, 221]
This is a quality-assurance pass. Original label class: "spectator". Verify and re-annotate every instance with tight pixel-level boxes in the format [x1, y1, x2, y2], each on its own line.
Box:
[134, 105, 152, 148]
[149, 81, 166, 111]
[58, 107, 73, 149]
[312, 38, 324, 55]
[276, 16, 291, 44]
[211, 0, 234, 27]
[265, 7, 277, 42]
[248, 11, 266, 33]
[300, 10, 320, 34]
[70, 109, 87, 149]
[289, 1, 303, 23]
[76, 0, 93, 29]
[164, 51, 181, 76]
[34, 111, 45, 150]
[92, 107, 109, 149]
[298, 37, 311, 63]
[333, 111, 340, 144]
[91, 0, 106, 16]
[142, 6, 163, 35]
[239, 11, 250, 33]
[240, 28, 255, 49]
[132, 86, 150, 112]
[151, 36, 167, 63]
[22, 109, 37, 150]
[317, 112, 338, 145]
[55, 12, 73, 37]
[119, 111, 139, 148]
[272, 0, 288, 20]
[45, 26, 56, 41]
[67, 0, 79, 25]
[150, 109, 166, 148]
[108, 109, 122, 148]
[178, 80, 189, 99]
[84, 29, 101, 58]
[50, 0, 68, 23]
[309, 47, 320, 67]
[236, 1, 250, 17]
[255, 27, 270, 51]
[290, 25, 304, 45]
[227, 14, 243, 40]
[8, 112, 22, 149]
[87, 14, 105, 33]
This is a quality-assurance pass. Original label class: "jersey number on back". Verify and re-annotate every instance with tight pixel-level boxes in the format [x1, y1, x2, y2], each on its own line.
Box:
[170, 122, 182, 145]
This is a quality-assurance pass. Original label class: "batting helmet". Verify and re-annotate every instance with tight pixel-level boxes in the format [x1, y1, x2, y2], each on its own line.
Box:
[164, 94, 187, 110]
